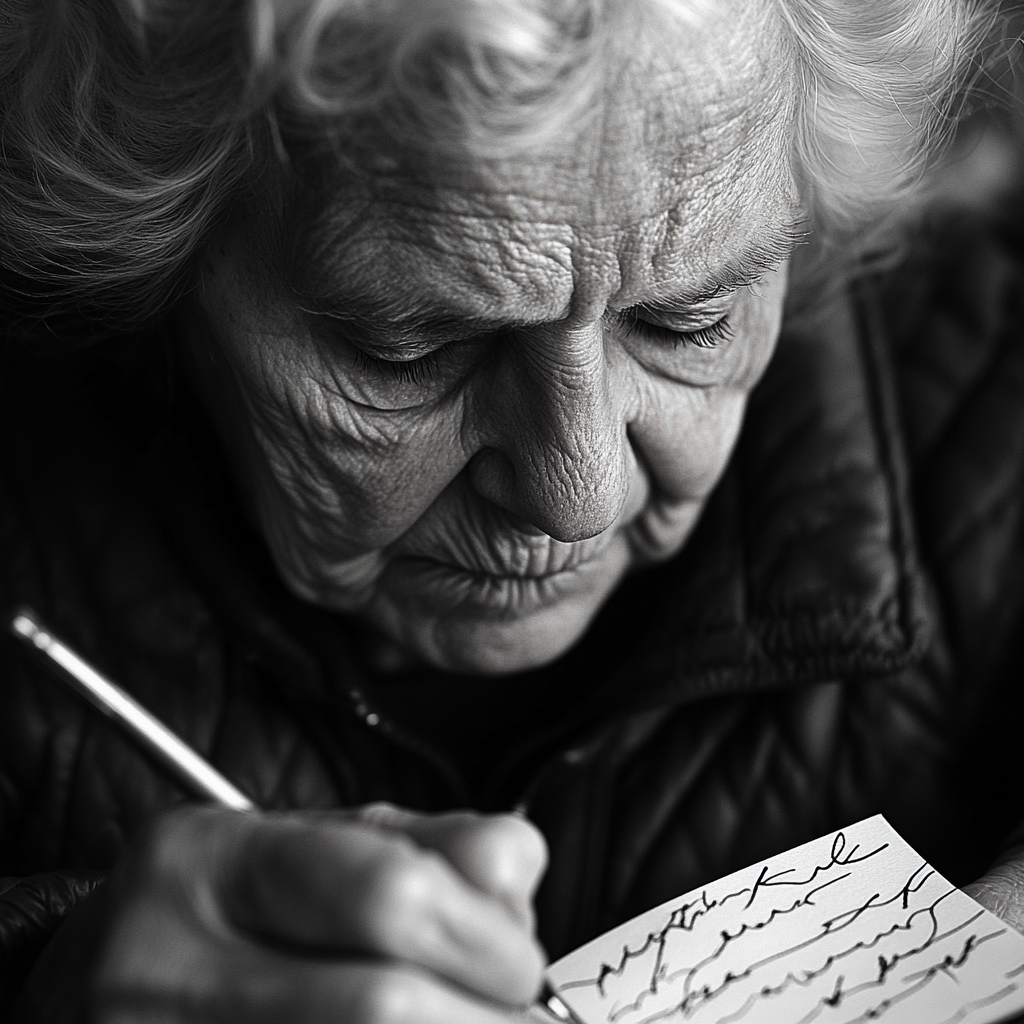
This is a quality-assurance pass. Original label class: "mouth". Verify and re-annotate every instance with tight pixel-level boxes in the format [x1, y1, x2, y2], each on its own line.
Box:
[394, 506, 625, 582]
[470, 529, 617, 578]
[380, 468, 651, 618]
[391, 544, 621, 619]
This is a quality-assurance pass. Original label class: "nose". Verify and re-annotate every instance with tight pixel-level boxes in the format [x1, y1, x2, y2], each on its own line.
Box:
[467, 321, 631, 543]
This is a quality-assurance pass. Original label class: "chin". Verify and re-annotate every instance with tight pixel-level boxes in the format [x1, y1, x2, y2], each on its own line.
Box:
[396, 604, 601, 675]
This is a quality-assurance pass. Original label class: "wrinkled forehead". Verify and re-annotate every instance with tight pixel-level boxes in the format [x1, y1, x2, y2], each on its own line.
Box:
[282, 0, 798, 324]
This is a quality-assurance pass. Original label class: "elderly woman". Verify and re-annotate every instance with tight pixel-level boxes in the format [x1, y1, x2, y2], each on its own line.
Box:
[2, 0, 1024, 1020]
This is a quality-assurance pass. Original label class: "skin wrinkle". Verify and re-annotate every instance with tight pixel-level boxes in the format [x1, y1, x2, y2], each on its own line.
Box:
[186, 0, 799, 672]
[296, 180, 799, 332]
[468, 317, 632, 540]
[316, 215, 578, 329]
[245, 372, 392, 558]
[403, 492, 622, 580]
[278, 407, 446, 550]
[296, 10, 794, 325]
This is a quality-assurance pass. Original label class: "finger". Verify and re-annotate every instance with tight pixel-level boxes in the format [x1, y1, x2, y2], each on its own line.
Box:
[99, 941, 535, 1024]
[964, 859, 1024, 934]
[355, 805, 549, 929]
[220, 814, 545, 1005]
[256, 957, 537, 1024]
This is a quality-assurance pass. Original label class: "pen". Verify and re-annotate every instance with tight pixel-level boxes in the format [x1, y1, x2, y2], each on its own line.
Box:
[9, 607, 585, 1024]
[10, 608, 254, 810]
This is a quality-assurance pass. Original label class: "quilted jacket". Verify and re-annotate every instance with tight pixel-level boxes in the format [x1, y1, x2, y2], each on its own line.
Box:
[2, 211, 1023, 1014]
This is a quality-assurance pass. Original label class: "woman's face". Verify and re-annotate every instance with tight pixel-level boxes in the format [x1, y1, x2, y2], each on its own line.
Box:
[187, 1, 799, 673]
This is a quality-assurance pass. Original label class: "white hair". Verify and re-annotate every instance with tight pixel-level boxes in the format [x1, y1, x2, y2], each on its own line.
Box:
[0, 0, 999, 327]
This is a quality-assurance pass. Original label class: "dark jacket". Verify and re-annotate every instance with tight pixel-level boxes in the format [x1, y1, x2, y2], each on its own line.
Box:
[2, 213, 1023, 1012]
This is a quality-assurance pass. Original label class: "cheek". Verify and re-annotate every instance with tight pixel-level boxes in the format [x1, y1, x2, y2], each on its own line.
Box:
[629, 382, 749, 501]
[628, 271, 788, 502]
[250, 364, 472, 547]
[730, 265, 789, 387]
[195, 304, 472, 555]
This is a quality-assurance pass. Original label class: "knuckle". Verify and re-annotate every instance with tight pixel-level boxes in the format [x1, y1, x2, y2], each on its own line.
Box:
[134, 811, 188, 870]
[469, 815, 549, 895]
[355, 971, 423, 1024]
[363, 848, 446, 949]
[357, 801, 404, 827]
[372, 850, 435, 908]
[506, 814, 549, 876]
[138, 806, 230, 877]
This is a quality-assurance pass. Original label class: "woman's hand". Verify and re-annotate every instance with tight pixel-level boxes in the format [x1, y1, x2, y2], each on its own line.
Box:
[13, 803, 549, 1023]
[963, 848, 1024, 935]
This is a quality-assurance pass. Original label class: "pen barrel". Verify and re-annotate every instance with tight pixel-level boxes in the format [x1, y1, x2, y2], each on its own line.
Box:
[10, 610, 254, 811]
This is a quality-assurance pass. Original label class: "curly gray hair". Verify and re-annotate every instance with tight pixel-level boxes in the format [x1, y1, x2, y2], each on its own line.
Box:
[0, 0, 997, 327]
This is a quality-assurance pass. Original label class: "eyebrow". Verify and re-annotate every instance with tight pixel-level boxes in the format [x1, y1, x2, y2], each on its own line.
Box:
[299, 220, 805, 346]
[649, 221, 806, 307]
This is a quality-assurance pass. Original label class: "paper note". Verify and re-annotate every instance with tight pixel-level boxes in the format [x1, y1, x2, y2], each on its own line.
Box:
[546, 816, 1024, 1024]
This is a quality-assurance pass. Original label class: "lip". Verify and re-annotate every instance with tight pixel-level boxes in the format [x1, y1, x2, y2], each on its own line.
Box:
[479, 530, 616, 578]
[395, 523, 620, 583]
[381, 463, 651, 614]
[391, 548, 614, 618]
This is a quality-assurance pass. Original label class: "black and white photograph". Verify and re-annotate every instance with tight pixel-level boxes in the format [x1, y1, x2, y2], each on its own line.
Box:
[2, 2, 1024, 1021]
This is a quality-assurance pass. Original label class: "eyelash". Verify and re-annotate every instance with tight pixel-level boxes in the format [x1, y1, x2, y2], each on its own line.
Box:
[621, 313, 733, 349]
[351, 346, 451, 384]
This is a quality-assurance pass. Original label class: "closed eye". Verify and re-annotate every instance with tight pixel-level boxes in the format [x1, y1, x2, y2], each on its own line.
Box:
[618, 310, 733, 349]
[350, 345, 453, 385]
